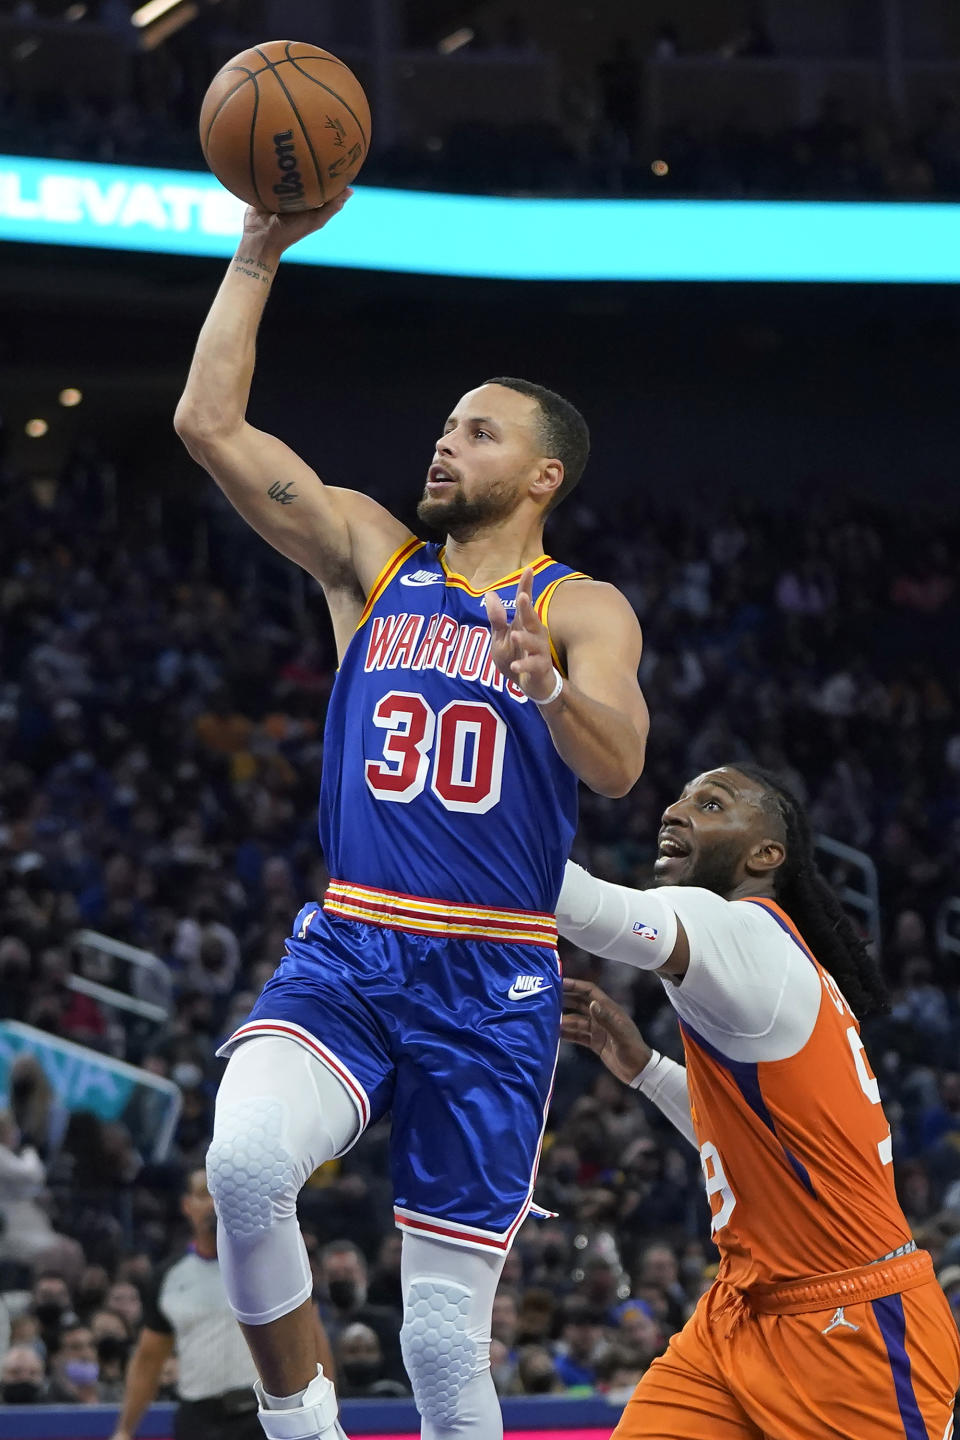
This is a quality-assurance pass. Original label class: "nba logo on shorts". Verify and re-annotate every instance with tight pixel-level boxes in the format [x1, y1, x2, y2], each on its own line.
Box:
[632, 921, 659, 941]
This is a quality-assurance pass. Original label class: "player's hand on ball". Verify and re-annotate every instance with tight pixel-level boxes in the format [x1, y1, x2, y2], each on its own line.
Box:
[485, 567, 557, 702]
[242, 187, 353, 256]
[561, 978, 652, 1085]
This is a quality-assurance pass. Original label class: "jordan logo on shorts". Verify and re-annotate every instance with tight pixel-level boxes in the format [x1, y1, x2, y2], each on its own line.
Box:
[821, 1306, 859, 1336]
[508, 975, 549, 1001]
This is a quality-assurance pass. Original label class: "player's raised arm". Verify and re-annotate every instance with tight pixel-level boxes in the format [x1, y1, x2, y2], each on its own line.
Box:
[486, 571, 648, 797]
[174, 198, 411, 608]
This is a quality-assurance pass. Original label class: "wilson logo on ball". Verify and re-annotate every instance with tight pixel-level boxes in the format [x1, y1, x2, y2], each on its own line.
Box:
[272, 130, 305, 209]
[199, 40, 371, 213]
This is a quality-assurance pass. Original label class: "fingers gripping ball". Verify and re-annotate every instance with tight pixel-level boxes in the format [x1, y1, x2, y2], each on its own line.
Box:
[400, 1279, 478, 1427]
[206, 1097, 297, 1238]
[200, 40, 371, 211]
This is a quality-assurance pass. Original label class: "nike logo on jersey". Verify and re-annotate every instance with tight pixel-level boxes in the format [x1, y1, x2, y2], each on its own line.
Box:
[820, 1306, 859, 1336]
[400, 571, 445, 587]
[508, 975, 550, 1000]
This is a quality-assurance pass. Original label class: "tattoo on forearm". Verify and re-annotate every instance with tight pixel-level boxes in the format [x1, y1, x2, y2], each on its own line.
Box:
[267, 480, 297, 505]
[233, 254, 274, 284]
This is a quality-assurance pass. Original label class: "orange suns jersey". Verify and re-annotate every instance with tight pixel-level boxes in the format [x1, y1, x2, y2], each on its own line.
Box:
[681, 898, 911, 1292]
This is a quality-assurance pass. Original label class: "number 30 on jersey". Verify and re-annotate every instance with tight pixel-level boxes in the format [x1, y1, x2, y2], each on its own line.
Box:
[365, 691, 506, 814]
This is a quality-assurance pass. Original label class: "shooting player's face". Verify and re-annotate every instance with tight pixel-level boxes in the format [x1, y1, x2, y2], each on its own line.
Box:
[418, 384, 545, 539]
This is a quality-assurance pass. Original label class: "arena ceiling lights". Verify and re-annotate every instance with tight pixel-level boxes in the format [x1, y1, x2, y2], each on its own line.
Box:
[2, 153, 960, 284]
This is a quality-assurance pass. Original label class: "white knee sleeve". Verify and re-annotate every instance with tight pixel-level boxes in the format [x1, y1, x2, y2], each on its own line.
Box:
[399, 1233, 505, 1440]
[207, 1037, 360, 1326]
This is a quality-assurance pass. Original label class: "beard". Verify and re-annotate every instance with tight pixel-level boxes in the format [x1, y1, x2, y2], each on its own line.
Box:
[656, 834, 744, 895]
[417, 482, 520, 541]
[683, 836, 744, 895]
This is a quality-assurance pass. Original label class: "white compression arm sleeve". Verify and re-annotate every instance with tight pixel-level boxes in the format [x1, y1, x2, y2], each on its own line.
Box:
[556, 861, 679, 969]
[630, 1052, 697, 1149]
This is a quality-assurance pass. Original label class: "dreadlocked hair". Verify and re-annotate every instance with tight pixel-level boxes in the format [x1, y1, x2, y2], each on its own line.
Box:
[731, 763, 889, 1017]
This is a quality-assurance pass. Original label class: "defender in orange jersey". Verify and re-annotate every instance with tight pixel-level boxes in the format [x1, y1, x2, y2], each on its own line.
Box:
[557, 763, 960, 1440]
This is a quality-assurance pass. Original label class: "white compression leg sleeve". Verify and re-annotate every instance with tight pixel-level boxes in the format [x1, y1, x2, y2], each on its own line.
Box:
[207, 1037, 360, 1325]
[399, 1231, 506, 1440]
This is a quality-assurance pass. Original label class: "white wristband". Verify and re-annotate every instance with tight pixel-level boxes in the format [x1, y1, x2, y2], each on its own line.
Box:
[629, 1050, 661, 1089]
[531, 667, 564, 707]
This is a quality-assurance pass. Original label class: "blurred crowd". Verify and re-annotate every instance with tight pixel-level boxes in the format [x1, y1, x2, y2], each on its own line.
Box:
[5, 78, 960, 202]
[5, 4, 960, 199]
[0, 439, 959, 1408]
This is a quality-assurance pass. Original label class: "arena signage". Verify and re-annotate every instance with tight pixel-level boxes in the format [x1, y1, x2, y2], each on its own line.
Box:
[2, 153, 960, 281]
[0, 1021, 181, 1161]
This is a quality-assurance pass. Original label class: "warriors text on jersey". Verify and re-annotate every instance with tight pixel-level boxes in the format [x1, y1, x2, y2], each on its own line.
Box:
[320, 539, 586, 911]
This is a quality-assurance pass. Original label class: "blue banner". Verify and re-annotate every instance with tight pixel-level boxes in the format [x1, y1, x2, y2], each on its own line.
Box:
[0, 1397, 619, 1437]
[2, 153, 960, 281]
[0, 1022, 181, 1161]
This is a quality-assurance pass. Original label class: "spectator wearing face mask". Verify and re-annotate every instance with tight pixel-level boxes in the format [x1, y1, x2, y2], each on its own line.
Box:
[316, 1240, 405, 1384]
[29, 1272, 76, 1355]
[516, 1344, 565, 1395]
[334, 1323, 408, 1399]
[47, 1324, 101, 1403]
[0, 1343, 46, 1405]
[95, 1323, 131, 1403]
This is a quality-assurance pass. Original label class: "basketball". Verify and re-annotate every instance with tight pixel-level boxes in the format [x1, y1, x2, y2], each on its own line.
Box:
[199, 40, 371, 212]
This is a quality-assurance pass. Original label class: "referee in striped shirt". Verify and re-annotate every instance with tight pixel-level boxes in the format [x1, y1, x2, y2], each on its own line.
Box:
[110, 1168, 335, 1440]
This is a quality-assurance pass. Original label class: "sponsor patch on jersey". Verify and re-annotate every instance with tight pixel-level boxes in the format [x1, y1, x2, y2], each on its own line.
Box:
[481, 594, 518, 614]
[507, 975, 550, 1000]
[400, 570, 445, 587]
[632, 921, 659, 941]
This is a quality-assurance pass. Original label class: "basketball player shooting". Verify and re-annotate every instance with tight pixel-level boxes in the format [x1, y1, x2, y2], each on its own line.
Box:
[557, 764, 960, 1439]
[173, 196, 648, 1440]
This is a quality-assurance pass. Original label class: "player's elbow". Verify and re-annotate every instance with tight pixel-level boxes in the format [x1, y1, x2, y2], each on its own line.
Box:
[173, 400, 209, 451]
[591, 772, 639, 799]
[590, 738, 646, 798]
[174, 403, 238, 460]
[588, 756, 644, 798]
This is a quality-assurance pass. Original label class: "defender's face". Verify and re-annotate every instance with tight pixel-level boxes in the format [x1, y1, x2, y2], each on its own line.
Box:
[654, 768, 772, 894]
[418, 383, 543, 535]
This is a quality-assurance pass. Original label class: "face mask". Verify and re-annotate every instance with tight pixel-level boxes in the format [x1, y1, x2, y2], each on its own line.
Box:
[542, 1244, 565, 1266]
[64, 1359, 99, 1387]
[327, 1280, 357, 1311]
[34, 1302, 65, 1327]
[524, 1369, 556, 1394]
[341, 1359, 379, 1388]
[2, 1381, 42, 1403]
[97, 1336, 129, 1366]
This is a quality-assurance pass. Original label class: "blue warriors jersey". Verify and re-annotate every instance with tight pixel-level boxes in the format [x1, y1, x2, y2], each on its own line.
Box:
[319, 539, 588, 912]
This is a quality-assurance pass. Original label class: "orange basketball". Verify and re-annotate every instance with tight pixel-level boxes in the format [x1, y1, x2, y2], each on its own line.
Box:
[199, 40, 371, 212]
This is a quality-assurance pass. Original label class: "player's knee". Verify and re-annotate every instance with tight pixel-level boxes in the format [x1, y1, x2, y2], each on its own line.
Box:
[399, 1277, 485, 1427]
[206, 1094, 301, 1240]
